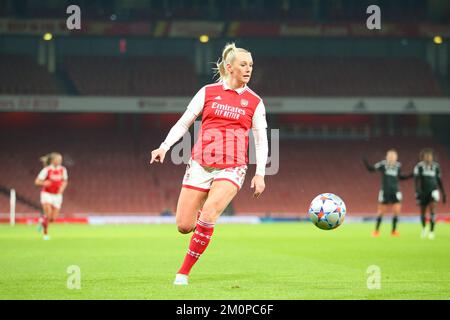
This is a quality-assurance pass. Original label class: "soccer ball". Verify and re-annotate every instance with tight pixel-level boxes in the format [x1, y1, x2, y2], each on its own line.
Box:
[308, 193, 346, 230]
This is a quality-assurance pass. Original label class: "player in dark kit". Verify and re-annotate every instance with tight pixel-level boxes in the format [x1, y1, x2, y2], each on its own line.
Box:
[363, 149, 413, 237]
[414, 148, 446, 240]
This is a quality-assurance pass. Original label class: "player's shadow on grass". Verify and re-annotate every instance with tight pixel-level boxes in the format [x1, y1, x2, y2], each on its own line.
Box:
[194, 273, 266, 284]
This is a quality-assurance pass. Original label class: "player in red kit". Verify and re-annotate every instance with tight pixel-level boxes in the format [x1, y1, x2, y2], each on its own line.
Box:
[150, 43, 269, 285]
[34, 152, 68, 240]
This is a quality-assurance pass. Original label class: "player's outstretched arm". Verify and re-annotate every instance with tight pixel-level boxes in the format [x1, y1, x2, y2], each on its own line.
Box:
[437, 176, 446, 204]
[58, 180, 68, 194]
[34, 179, 49, 187]
[150, 87, 204, 165]
[399, 168, 414, 180]
[414, 175, 422, 200]
[413, 164, 422, 199]
[150, 109, 197, 165]
[250, 99, 268, 198]
[35, 167, 50, 186]
[399, 173, 414, 180]
[58, 168, 69, 194]
[251, 127, 268, 198]
[362, 156, 376, 172]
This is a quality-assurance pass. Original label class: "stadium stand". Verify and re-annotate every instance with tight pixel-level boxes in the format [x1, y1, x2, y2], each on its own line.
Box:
[1, 115, 449, 217]
[64, 56, 197, 96]
[0, 55, 60, 95]
[233, 136, 450, 216]
[0, 126, 182, 215]
[0, 55, 441, 97]
[251, 57, 443, 97]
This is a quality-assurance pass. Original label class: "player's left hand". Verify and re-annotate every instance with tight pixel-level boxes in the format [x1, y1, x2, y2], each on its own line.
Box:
[443, 193, 447, 204]
[150, 148, 167, 164]
[251, 175, 265, 198]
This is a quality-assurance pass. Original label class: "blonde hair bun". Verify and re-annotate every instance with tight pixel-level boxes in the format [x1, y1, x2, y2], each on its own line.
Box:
[214, 42, 250, 82]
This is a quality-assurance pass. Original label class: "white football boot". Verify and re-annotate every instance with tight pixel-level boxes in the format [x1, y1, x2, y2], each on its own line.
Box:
[421, 228, 428, 239]
[43, 235, 51, 241]
[173, 274, 189, 285]
[428, 232, 435, 240]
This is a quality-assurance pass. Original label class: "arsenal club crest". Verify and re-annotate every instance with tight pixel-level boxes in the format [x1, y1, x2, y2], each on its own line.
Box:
[240, 99, 248, 107]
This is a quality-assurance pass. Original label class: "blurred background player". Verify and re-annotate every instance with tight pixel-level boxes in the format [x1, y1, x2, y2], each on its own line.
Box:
[414, 148, 446, 240]
[34, 152, 68, 240]
[363, 149, 412, 237]
[150, 43, 268, 285]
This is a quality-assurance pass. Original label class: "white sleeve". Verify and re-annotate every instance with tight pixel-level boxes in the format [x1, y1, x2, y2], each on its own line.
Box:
[413, 165, 419, 177]
[186, 86, 205, 117]
[252, 127, 268, 177]
[374, 161, 383, 170]
[252, 100, 267, 129]
[37, 168, 48, 180]
[159, 87, 205, 151]
[63, 168, 68, 180]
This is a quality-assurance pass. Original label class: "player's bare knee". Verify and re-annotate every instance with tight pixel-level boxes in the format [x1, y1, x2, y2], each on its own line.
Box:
[177, 223, 194, 234]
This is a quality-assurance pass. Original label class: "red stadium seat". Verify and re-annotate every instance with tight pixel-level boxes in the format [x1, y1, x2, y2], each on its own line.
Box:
[0, 55, 60, 95]
[251, 57, 442, 97]
[64, 56, 197, 96]
[1, 126, 449, 217]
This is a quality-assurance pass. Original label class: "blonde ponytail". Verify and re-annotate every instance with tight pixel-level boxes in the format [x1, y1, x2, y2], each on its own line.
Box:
[39, 152, 61, 167]
[213, 42, 250, 82]
[40, 154, 51, 167]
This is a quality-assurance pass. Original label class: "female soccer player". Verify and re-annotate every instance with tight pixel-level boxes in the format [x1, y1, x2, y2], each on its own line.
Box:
[34, 152, 68, 240]
[150, 43, 268, 285]
[414, 148, 446, 240]
[363, 149, 412, 237]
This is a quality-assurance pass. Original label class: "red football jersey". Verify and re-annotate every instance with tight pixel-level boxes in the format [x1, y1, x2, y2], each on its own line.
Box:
[37, 165, 68, 194]
[191, 83, 266, 168]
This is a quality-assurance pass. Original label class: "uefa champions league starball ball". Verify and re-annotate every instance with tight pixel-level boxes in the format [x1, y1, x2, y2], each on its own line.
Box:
[308, 193, 347, 230]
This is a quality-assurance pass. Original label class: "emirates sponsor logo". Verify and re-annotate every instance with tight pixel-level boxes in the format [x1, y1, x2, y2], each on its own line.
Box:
[49, 173, 62, 180]
[211, 102, 246, 115]
[166, 120, 280, 176]
[211, 102, 246, 120]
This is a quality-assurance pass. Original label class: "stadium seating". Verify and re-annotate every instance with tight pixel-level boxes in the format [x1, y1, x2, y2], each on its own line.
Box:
[62, 56, 442, 97]
[251, 57, 443, 97]
[64, 56, 197, 96]
[0, 55, 60, 95]
[1, 121, 449, 217]
[0, 126, 183, 216]
[233, 137, 450, 216]
[0, 54, 441, 97]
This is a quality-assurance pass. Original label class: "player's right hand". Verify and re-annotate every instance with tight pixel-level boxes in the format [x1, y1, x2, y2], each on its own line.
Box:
[150, 148, 167, 164]
[43, 180, 52, 187]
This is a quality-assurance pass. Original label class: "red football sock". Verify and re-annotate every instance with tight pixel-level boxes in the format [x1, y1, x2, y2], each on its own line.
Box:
[42, 216, 49, 235]
[178, 219, 214, 276]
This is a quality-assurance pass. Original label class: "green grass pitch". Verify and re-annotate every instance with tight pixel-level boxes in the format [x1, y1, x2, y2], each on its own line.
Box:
[0, 223, 449, 300]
